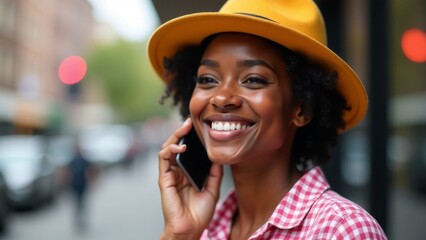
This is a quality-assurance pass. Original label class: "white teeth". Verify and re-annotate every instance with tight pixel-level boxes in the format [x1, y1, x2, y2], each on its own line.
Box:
[215, 122, 223, 130]
[211, 121, 249, 131]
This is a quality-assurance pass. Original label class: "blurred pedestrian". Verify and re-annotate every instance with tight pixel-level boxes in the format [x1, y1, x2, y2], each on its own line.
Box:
[67, 143, 98, 233]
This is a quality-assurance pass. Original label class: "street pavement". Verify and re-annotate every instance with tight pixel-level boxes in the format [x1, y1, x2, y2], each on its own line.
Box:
[1, 149, 164, 240]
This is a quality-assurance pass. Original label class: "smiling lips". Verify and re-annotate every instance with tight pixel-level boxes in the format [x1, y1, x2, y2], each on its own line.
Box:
[211, 121, 251, 131]
[208, 120, 253, 141]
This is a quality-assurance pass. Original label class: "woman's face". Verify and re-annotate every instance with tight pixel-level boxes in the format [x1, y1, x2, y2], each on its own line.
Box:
[189, 33, 302, 166]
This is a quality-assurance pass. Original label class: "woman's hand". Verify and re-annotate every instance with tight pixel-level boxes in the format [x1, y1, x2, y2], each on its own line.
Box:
[158, 118, 223, 240]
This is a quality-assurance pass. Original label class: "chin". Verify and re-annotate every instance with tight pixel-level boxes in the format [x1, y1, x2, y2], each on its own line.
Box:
[207, 149, 244, 165]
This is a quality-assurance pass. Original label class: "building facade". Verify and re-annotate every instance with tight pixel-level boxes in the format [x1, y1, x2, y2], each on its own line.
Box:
[0, 0, 94, 135]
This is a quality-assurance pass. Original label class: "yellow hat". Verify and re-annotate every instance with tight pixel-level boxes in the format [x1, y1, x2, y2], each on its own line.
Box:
[147, 0, 368, 131]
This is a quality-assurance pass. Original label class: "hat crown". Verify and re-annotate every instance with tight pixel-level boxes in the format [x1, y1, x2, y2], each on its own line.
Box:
[220, 0, 327, 45]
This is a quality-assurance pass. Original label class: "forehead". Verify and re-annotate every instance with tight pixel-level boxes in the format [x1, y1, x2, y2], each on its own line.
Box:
[202, 33, 285, 59]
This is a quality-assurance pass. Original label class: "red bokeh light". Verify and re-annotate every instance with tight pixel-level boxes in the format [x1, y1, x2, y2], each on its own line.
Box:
[58, 56, 87, 85]
[401, 29, 426, 63]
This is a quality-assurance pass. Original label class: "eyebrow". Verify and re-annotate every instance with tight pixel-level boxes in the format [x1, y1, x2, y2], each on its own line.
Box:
[238, 59, 275, 72]
[200, 59, 220, 68]
[200, 59, 276, 73]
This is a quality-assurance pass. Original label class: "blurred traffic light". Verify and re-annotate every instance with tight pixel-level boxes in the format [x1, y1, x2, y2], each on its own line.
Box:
[58, 55, 87, 100]
[401, 28, 426, 63]
[58, 56, 87, 85]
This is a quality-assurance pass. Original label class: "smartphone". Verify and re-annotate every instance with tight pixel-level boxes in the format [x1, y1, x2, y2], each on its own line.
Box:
[176, 127, 212, 191]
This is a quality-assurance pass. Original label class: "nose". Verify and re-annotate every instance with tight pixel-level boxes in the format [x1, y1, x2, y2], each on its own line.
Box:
[209, 85, 242, 110]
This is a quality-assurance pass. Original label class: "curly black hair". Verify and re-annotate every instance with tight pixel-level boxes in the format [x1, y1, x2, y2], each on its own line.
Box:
[159, 34, 350, 168]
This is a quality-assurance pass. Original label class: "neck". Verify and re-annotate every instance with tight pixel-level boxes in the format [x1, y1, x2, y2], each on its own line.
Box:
[229, 160, 302, 239]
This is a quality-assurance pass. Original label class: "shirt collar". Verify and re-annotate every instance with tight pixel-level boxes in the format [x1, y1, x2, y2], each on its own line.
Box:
[206, 166, 330, 238]
[267, 166, 330, 229]
[207, 189, 238, 238]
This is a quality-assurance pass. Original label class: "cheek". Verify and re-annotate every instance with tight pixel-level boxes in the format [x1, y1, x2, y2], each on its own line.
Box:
[252, 90, 293, 122]
[189, 97, 196, 115]
[254, 92, 295, 142]
[189, 90, 209, 116]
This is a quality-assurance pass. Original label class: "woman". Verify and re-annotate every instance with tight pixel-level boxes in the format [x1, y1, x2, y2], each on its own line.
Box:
[148, 0, 387, 239]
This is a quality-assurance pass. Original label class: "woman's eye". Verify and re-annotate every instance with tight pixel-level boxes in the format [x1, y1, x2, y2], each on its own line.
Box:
[242, 76, 270, 87]
[195, 76, 217, 85]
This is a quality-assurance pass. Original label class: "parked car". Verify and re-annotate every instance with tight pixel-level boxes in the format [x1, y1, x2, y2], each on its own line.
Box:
[47, 135, 75, 167]
[79, 124, 135, 166]
[47, 136, 76, 190]
[0, 135, 57, 209]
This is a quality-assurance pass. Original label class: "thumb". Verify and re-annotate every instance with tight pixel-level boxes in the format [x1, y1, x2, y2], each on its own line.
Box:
[204, 163, 223, 199]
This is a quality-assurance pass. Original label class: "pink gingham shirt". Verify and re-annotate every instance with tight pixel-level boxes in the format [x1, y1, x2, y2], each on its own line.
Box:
[201, 166, 387, 239]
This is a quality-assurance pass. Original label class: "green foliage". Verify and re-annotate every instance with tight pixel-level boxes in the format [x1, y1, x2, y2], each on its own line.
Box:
[86, 39, 169, 123]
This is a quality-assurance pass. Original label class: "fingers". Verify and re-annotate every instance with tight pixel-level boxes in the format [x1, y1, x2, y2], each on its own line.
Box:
[158, 144, 186, 175]
[158, 118, 191, 170]
[158, 118, 192, 189]
[161, 118, 192, 149]
[204, 163, 223, 198]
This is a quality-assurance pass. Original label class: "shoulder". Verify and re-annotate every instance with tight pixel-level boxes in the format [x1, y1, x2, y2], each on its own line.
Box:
[307, 190, 387, 239]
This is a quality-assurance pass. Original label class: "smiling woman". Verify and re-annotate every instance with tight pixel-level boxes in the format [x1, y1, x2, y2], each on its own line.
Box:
[190, 34, 299, 166]
[148, 0, 387, 239]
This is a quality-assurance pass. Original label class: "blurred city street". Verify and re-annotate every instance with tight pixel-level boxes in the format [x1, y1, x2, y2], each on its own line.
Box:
[0, 147, 425, 240]
[1, 149, 164, 240]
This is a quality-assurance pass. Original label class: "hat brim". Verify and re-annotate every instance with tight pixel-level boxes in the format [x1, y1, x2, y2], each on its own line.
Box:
[148, 12, 368, 131]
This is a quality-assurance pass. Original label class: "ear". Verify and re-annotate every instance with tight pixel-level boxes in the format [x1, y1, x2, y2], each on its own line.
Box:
[292, 105, 312, 127]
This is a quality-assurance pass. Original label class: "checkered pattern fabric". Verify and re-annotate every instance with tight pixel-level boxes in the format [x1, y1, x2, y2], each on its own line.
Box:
[201, 167, 387, 239]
